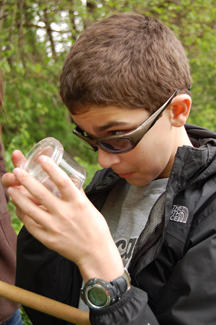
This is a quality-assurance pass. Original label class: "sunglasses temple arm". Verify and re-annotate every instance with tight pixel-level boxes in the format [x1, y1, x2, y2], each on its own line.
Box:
[144, 89, 181, 130]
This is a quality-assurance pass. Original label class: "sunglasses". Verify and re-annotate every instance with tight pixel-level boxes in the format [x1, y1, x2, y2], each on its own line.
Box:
[73, 89, 181, 154]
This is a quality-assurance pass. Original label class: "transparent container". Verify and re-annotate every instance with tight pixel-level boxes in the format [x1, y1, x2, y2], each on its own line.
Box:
[20, 137, 86, 197]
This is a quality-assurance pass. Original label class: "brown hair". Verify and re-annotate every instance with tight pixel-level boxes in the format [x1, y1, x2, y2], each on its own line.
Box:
[0, 75, 3, 108]
[60, 13, 191, 115]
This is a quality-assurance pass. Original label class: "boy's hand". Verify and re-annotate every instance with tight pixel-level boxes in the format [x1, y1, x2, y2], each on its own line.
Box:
[2, 150, 40, 205]
[1, 150, 25, 188]
[6, 155, 124, 283]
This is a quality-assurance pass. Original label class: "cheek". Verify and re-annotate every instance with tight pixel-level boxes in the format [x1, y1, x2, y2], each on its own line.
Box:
[133, 134, 171, 171]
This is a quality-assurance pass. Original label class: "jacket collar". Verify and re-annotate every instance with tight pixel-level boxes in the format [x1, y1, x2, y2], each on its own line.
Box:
[86, 124, 216, 209]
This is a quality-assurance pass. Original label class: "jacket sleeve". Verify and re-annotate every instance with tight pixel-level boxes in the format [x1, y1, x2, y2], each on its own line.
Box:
[16, 226, 82, 325]
[90, 286, 159, 325]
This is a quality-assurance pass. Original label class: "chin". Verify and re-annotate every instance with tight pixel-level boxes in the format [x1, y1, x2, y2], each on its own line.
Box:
[126, 172, 159, 186]
[126, 178, 149, 187]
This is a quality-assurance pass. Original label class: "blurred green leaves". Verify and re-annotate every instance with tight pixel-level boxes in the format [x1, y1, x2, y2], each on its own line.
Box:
[0, 1, 215, 322]
[1, 0, 215, 161]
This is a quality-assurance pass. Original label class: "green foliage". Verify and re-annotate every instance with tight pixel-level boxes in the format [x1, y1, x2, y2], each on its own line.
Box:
[0, 0, 215, 321]
[1, 0, 216, 161]
[20, 307, 33, 325]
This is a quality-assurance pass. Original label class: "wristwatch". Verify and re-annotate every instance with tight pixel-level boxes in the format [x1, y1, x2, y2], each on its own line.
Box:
[80, 268, 131, 309]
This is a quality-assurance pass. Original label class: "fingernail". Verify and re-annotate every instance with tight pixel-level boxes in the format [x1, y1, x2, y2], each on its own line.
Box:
[7, 187, 14, 195]
[38, 155, 47, 163]
[13, 168, 21, 177]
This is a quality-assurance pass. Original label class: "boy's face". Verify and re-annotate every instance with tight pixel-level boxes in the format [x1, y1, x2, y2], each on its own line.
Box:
[72, 104, 178, 186]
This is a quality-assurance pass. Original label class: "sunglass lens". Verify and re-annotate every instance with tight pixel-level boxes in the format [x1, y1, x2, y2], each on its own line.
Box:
[99, 138, 133, 153]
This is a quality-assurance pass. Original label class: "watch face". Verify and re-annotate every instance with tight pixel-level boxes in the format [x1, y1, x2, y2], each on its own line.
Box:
[88, 285, 109, 307]
[81, 269, 130, 309]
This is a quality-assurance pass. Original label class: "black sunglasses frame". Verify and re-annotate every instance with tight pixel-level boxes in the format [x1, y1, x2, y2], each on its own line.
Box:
[73, 89, 182, 154]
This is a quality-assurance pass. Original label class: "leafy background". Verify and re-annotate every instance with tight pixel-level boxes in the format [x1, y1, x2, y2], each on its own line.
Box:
[0, 0, 216, 323]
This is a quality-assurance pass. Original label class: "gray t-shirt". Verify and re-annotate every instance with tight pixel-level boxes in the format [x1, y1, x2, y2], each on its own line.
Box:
[102, 178, 168, 266]
[78, 177, 168, 312]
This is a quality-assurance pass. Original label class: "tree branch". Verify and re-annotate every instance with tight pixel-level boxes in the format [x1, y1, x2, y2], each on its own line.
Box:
[43, 8, 57, 61]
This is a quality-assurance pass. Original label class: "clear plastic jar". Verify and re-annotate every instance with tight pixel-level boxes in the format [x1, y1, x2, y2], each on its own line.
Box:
[20, 137, 86, 197]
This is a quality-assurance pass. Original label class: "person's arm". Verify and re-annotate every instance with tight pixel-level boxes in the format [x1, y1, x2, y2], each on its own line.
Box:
[4, 155, 124, 283]
[2, 150, 82, 324]
[16, 225, 82, 325]
[2, 152, 124, 321]
[2, 151, 160, 325]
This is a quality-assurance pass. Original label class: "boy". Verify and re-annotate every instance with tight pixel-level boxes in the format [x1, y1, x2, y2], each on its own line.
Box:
[2, 13, 216, 325]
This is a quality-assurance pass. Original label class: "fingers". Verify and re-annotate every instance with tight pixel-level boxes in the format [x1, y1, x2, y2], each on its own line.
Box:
[2, 149, 26, 188]
[8, 154, 82, 218]
[2, 173, 41, 205]
[22, 215, 46, 237]
[4, 151, 80, 203]
[14, 204, 25, 221]
[2, 172, 21, 188]
[37, 155, 80, 201]
[11, 150, 25, 168]
[8, 186, 52, 229]
[11, 167, 62, 213]
[12, 196, 49, 245]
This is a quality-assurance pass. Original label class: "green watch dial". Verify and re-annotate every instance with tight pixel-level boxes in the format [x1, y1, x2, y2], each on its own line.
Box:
[81, 269, 131, 309]
[88, 286, 109, 306]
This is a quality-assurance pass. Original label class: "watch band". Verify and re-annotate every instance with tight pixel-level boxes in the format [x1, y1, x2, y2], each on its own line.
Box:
[111, 268, 131, 297]
[80, 268, 131, 309]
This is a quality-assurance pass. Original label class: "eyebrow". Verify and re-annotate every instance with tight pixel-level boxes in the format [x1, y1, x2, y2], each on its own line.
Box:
[92, 121, 129, 133]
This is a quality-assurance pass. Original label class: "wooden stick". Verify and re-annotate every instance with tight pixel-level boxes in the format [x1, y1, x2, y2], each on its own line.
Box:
[0, 280, 90, 325]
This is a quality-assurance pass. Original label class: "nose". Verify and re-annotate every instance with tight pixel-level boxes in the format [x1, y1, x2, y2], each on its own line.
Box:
[97, 148, 121, 169]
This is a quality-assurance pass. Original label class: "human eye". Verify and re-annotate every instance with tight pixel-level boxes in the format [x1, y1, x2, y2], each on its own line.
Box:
[110, 130, 126, 136]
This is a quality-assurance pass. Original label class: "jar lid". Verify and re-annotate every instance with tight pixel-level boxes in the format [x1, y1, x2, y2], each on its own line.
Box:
[20, 137, 64, 183]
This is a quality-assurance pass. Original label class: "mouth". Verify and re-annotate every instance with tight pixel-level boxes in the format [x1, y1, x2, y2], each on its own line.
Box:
[117, 172, 134, 179]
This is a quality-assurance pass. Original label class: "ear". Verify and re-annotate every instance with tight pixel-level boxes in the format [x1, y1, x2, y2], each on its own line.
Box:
[169, 94, 192, 127]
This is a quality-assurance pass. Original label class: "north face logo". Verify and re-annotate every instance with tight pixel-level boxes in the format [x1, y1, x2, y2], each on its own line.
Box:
[170, 205, 189, 223]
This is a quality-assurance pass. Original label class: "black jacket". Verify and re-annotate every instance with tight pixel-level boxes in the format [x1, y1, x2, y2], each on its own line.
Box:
[16, 124, 216, 324]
